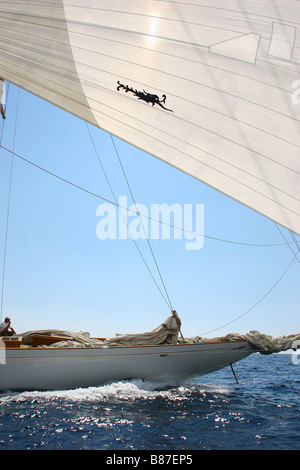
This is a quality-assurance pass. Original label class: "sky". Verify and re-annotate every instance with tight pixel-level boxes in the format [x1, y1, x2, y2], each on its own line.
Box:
[0, 83, 299, 339]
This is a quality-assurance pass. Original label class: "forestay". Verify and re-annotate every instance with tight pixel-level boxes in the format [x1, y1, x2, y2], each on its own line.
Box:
[0, 1, 299, 234]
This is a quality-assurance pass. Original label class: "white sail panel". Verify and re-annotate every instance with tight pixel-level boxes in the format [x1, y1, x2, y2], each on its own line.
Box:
[0, 0, 299, 234]
[0, 0, 97, 124]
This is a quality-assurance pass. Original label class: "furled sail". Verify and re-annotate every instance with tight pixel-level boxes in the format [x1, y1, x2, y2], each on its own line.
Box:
[0, 1, 299, 234]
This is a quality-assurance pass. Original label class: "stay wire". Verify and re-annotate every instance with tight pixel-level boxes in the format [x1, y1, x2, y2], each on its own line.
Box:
[109, 133, 174, 312]
[233, 359, 292, 385]
[199, 250, 298, 336]
[290, 231, 300, 254]
[85, 123, 173, 311]
[0, 143, 298, 252]
[0, 86, 19, 322]
[274, 223, 300, 264]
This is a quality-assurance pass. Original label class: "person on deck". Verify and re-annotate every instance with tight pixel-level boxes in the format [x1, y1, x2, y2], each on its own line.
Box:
[0, 317, 16, 336]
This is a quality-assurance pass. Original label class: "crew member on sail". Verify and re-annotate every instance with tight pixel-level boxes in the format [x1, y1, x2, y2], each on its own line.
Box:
[0, 317, 16, 336]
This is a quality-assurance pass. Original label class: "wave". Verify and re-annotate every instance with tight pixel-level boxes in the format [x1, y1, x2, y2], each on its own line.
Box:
[0, 378, 231, 405]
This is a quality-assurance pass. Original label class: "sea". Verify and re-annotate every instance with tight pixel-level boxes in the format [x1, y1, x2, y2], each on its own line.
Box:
[0, 353, 299, 455]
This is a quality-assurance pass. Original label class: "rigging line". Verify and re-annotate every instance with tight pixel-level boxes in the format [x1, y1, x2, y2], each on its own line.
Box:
[199, 251, 298, 337]
[85, 123, 172, 310]
[289, 231, 300, 253]
[274, 223, 300, 263]
[0, 86, 19, 323]
[109, 133, 173, 312]
[0, 143, 298, 249]
[236, 360, 292, 385]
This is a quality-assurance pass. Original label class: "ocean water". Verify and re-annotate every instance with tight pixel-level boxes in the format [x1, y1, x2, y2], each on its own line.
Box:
[0, 353, 299, 451]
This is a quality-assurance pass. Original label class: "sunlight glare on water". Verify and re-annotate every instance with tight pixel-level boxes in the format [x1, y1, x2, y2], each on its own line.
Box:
[0, 355, 299, 450]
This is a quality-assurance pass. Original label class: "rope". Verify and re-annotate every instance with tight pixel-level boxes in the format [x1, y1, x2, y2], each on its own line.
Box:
[234, 360, 291, 385]
[109, 133, 173, 311]
[289, 231, 300, 256]
[274, 223, 300, 264]
[0, 141, 298, 324]
[0, 144, 297, 249]
[85, 123, 173, 311]
[199, 250, 298, 336]
[0, 87, 19, 322]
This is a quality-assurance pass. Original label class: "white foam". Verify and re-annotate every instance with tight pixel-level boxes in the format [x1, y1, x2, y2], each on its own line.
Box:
[0, 380, 181, 404]
[0, 378, 231, 405]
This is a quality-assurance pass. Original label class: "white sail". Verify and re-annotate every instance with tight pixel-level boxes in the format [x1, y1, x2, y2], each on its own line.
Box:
[0, 0, 299, 234]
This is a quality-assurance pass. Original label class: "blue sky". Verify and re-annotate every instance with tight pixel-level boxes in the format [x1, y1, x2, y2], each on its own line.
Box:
[0, 84, 299, 339]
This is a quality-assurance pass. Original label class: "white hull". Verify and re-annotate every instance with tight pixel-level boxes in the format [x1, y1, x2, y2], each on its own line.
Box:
[0, 340, 256, 391]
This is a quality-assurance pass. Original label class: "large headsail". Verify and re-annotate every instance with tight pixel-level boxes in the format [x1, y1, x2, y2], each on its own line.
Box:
[0, 1, 299, 234]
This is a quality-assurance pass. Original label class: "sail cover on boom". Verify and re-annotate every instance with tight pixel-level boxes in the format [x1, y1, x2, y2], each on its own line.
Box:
[0, 0, 299, 234]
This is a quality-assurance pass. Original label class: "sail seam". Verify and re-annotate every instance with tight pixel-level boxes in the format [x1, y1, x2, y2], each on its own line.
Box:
[160, 1, 300, 28]
[1, 41, 299, 179]
[70, 90, 300, 204]
[61, 24, 300, 103]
